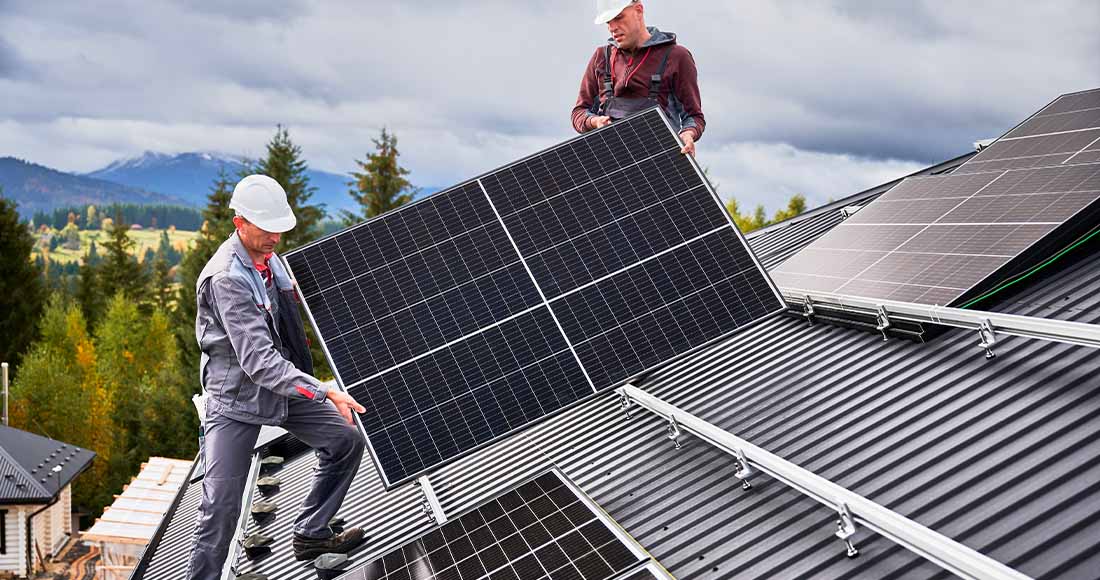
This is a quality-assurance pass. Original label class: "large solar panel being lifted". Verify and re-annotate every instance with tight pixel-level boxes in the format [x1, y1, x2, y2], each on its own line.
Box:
[285, 108, 784, 488]
[771, 88, 1100, 306]
[333, 470, 662, 580]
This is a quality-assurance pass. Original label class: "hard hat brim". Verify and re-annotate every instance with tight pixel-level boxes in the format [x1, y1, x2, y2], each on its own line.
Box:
[252, 212, 297, 234]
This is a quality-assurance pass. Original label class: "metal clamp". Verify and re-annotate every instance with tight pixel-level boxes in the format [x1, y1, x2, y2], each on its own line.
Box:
[978, 319, 997, 359]
[733, 448, 755, 490]
[834, 503, 860, 558]
[619, 392, 634, 418]
[875, 306, 891, 341]
[666, 416, 682, 449]
[803, 297, 816, 326]
[416, 475, 448, 525]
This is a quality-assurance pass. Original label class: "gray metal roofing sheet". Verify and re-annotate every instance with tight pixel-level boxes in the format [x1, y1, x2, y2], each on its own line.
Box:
[134, 152, 1100, 580]
[0, 423, 96, 503]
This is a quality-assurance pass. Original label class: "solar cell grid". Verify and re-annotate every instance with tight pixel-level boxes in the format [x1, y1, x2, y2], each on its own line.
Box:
[287, 107, 783, 487]
[334, 471, 646, 580]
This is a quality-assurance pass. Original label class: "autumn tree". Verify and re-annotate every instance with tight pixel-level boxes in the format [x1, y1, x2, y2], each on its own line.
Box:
[10, 297, 114, 513]
[342, 127, 417, 225]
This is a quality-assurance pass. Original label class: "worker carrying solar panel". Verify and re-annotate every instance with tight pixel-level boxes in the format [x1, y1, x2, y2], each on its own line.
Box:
[185, 175, 369, 579]
[572, 0, 705, 157]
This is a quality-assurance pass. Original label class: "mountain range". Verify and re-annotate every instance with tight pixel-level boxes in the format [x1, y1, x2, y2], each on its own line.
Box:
[0, 151, 440, 219]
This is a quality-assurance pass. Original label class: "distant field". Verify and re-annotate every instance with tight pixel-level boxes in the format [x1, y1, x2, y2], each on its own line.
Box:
[39, 229, 200, 265]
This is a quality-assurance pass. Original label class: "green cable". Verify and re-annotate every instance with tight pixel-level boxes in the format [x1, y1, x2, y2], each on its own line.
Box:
[959, 224, 1100, 309]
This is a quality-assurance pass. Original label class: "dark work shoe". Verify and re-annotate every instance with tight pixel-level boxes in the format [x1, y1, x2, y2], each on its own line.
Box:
[292, 527, 367, 561]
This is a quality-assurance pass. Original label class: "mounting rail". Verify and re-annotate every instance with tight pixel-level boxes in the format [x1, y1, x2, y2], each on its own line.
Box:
[786, 291, 1100, 351]
[221, 453, 262, 580]
[617, 384, 1031, 580]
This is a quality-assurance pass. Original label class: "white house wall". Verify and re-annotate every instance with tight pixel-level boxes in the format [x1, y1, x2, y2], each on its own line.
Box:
[0, 506, 24, 577]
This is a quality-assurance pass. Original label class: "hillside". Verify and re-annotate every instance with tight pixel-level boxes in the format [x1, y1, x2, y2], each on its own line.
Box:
[0, 157, 186, 217]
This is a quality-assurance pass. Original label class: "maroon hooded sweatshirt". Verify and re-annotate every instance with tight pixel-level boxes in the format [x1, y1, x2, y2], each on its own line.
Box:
[572, 28, 705, 140]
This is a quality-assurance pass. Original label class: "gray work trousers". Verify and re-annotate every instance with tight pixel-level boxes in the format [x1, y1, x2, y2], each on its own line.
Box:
[185, 399, 366, 580]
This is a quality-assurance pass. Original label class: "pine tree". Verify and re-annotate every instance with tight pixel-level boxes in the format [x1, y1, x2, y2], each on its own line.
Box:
[98, 211, 150, 307]
[342, 127, 417, 225]
[76, 243, 106, 327]
[253, 125, 324, 251]
[176, 172, 235, 355]
[0, 195, 47, 370]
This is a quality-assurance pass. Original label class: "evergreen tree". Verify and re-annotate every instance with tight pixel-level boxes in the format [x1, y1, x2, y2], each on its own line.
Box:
[10, 297, 114, 514]
[98, 211, 150, 307]
[253, 125, 324, 251]
[0, 195, 47, 370]
[174, 172, 237, 389]
[342, 127, 417, 225]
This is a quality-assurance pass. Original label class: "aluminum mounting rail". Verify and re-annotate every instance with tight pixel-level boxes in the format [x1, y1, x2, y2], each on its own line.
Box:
[785, 290, 1100, 353]
[617, 384, 1032, 580]
[221, 453, 262, 580]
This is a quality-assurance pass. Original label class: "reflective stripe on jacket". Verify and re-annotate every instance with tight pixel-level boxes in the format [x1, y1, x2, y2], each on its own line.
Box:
[195, 233, 328, 424]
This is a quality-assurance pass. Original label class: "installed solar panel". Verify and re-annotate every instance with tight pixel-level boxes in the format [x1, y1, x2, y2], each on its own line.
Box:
[286, 108, 784, 487]
[954, 88, 1100, 175]
[772, 88, 1100, 306]
[332, 471, 655, 580]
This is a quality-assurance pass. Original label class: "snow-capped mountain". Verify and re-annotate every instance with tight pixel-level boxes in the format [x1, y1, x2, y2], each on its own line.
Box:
[84, 151, 364, 215]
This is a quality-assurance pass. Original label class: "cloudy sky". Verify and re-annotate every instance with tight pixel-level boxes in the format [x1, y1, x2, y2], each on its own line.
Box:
[1, 1, 1097, 212]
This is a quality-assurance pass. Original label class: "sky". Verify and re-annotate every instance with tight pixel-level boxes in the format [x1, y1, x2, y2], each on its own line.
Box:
[1, 0, 1097, 213]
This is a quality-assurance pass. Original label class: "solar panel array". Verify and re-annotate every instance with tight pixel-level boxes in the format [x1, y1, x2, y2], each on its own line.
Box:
[334, 471, 651, 580]
[286, 109, 784, 487]
[771, 88, 1100, 306]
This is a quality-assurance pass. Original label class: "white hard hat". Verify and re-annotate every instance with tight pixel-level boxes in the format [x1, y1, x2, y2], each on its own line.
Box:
[594, 0, 636, 24]
[229, 174, 297, 233]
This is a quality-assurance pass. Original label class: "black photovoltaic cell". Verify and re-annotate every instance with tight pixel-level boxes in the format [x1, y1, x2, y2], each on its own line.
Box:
[334, 471, 646, 580]
[287, 108, 783, 487]
[771, 88, 1100, 306]
[352, 308, 591, 480]
[552, 228, 778, 389]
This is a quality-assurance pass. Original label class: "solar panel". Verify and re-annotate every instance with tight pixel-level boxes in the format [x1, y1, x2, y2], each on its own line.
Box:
[771, 88, 1100, 307]
[954, 88, 1100, 175]
[331, 470, 658, 580]
[285, 108, 784, 488]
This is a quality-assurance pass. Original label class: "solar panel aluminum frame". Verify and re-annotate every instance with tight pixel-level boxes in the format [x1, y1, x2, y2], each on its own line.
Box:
[283, 107, 786, 489]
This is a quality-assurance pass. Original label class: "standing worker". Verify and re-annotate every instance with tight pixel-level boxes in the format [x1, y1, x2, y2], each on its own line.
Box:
[572, 0, 705, 156]
[186, 175, 368, 578]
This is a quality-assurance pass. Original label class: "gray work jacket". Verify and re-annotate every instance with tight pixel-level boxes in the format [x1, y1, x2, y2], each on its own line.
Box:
[196, 233, 329, 424]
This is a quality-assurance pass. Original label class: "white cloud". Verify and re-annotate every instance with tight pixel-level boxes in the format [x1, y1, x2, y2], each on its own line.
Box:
[0, 0, 1096, 211]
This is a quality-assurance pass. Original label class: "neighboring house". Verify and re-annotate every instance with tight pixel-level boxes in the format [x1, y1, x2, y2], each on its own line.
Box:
[82, 457, 193, 580]
[0, 424, 95, 579]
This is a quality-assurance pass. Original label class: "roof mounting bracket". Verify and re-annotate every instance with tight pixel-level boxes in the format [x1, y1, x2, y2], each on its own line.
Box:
[978, 319, 998, 359]
[416, 475, 448, 525]
[802, 296, 816, 326]
[618, 391, 634, 418]
[666, 416, 683, 450]
[875, 306, 892, 341]
[733, 448, 755, 490]
[835, 503, 860, 558]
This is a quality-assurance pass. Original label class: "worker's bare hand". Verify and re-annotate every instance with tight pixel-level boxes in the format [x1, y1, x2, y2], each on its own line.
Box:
[679, 131, 696, 157]
[326, 389, 366, 425]
[589, 115, 612, 130]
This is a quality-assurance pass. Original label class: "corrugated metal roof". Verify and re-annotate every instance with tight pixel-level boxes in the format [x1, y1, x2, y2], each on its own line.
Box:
[133, 152, 1100, 580]
[0, 423, 96, 504]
